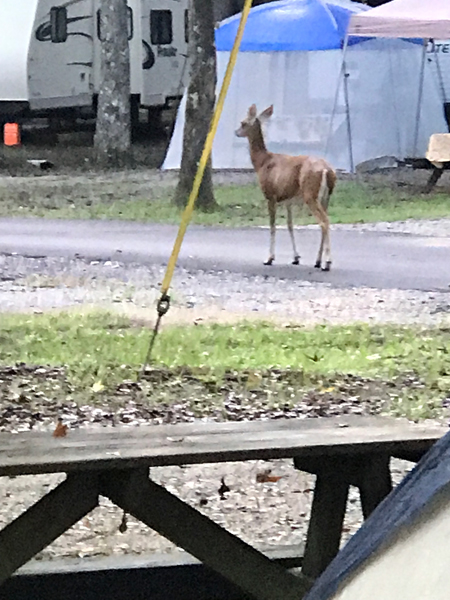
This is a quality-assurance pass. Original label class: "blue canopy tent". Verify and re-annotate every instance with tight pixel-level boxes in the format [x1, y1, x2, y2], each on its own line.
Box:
[163, 0, 445, 172]
[215, 0, 368, 52]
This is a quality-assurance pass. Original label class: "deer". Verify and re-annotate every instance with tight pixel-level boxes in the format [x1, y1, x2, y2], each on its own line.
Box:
[235, 104, 336, 271]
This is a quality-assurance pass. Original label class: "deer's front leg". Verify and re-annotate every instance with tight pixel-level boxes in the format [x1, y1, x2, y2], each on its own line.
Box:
[264, 199, 276, 265]
[286, 202, 300, 265]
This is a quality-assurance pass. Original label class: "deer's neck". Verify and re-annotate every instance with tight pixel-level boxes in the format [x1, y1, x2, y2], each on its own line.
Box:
[248, 122, 269, 171]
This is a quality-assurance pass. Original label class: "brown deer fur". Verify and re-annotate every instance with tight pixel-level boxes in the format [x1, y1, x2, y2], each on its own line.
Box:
[235, 104, 336, 270]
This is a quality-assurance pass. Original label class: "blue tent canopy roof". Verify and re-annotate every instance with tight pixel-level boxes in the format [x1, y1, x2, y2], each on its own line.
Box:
[215, 0, 368, 52]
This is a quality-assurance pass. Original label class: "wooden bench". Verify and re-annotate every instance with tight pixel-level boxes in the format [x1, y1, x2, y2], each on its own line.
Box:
[0, 415, 445, 600]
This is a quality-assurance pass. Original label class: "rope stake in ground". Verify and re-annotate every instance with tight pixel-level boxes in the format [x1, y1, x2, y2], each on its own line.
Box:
[139, 293, 170, 379]
[139, 0, 254, 374]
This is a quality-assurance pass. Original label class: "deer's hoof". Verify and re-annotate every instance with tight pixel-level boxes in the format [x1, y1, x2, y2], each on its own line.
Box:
[292, 257, 300, 266]
[264, 258, 274, 266]
[322, 261, 332, 272]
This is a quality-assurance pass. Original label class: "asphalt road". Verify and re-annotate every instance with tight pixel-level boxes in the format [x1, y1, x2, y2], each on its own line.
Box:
[0, 218, 448, 292]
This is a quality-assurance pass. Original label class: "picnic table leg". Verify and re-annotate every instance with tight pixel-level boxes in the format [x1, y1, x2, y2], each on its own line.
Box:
[424, 167, 444, 193]
[100, 468, 312, 600]
[357, 453, 392, 519]
[295, 452, 392, 581]
[298, 466, 349, 580]
[0, 473, 99, 585]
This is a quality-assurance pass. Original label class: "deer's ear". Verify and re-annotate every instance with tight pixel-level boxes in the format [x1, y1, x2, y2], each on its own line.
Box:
[248, 104, 257, 118]
[259, 105, 274, 122]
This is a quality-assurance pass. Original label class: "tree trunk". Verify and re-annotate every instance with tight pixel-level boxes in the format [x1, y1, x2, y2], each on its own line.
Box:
[173, 0, 217, 210]
[94, 0, 131, 167]
[213, 0, 241, 23]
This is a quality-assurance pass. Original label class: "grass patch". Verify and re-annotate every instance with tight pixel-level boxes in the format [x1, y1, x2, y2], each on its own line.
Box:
[0, 177, 449, 226]
[0, 312, 449, 420]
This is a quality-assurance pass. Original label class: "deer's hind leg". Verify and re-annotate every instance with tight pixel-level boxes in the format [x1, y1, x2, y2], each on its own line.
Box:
[264, 198, 277, 266]
[315, 228, 325, 270]
[306, 200, 331, 271]
[286, 201, 300, 265]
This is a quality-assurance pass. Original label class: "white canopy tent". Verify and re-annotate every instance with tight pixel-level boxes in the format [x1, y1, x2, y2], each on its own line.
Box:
[163, 0, 449, 173]
[348, 0, 450, 39]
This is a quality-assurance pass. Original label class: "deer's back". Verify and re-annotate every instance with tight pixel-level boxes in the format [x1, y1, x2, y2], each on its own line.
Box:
[257, 153, 335, 202]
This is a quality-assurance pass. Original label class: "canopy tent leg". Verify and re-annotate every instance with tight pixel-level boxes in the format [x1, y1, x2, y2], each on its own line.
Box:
[325, 34, 353, 173]
[342, 35, 354, 173]
[432, 42, 450, 131]
[412, 39, 427, 157]
[324, 54, 345, 160]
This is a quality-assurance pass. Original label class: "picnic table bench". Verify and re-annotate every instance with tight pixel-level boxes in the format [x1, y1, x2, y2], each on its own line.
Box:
[0, 415, 445, 600]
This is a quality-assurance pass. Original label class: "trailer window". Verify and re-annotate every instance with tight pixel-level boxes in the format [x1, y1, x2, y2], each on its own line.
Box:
[150, 10, 172, 45]
[50, 6, 68, 43]
[97, 6, 133, 41]
[184, 9, 189, 44]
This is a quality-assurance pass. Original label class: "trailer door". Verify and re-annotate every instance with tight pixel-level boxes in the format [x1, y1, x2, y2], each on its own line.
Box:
[140, 0, 188, 107]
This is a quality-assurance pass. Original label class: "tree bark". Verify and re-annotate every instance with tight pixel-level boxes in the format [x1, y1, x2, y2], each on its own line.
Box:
[213, 0, 241, 23]
[94, 0, 131, 168]
[173, 0, 217, 210]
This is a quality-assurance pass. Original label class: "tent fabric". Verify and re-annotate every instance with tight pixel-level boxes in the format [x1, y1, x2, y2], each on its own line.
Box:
[215, 0, 367, 52]
[304, 428, 450, 600]
[348, 0, 450, 39]
[162, 38, 447, 172]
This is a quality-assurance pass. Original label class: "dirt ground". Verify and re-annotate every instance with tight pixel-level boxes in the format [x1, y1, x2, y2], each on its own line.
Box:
[1, 128, 450, 189]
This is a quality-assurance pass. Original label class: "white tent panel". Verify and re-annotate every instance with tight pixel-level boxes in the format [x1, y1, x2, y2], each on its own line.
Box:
[164, 49, 344, 170]
[343, 39, 447, 165]
[163, 39, 447, 172]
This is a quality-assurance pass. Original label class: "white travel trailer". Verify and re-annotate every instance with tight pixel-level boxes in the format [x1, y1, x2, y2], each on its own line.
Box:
[0, 0, 189, 126]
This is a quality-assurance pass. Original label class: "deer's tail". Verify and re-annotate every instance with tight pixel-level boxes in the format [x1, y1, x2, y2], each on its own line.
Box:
[318, 168, 331, 212]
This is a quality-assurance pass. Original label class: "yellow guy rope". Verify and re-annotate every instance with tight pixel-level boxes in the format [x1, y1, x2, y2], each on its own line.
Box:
[140, 0, 254, 373]
[161, 0, 254, 296]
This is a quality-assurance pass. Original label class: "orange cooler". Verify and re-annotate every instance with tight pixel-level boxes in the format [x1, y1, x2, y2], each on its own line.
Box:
[4, 123, 20, 146]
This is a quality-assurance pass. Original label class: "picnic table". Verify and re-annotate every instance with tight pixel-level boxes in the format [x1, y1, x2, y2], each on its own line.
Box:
[405, 132, 450, 193]
[0, 415, 445, 600]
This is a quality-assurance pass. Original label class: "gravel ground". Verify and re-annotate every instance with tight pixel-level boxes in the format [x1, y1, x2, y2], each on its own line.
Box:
[0, 214, 449, 569]
[295, 217, 450, 237]
[1, 252, 450, 326]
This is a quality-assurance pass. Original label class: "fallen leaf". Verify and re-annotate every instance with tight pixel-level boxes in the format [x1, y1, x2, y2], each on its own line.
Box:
[91, 380, 105, 393]
[119, 511, 128, 533]
[53, 418, 68, 438]
[246, 371, 262, 389]
[218, 476, 230, 500]
[256, 469, 285, 483]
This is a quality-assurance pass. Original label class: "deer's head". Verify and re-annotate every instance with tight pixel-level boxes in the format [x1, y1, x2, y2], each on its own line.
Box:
[235, 104, 274, 138]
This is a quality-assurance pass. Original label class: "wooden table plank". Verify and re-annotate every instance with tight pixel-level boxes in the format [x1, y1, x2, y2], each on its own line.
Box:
[100, 469, 312, 600]
[0, 473, 99, 585]
[0, 417, 443, 477]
